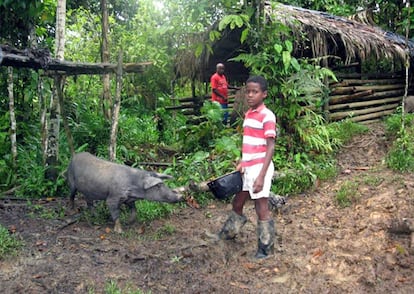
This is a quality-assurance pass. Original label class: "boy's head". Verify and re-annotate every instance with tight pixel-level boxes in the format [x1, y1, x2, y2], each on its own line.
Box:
[246, 75, 267, 92]
[245, 75, 268, 109]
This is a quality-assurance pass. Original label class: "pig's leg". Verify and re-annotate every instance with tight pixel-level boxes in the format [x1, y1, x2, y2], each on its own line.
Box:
[125, 200, 137, 224]
[69, 188, 77, 209]
[106, 196, 123, 233]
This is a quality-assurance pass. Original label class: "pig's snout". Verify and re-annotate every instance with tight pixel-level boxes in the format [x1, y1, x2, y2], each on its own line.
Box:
[173, 187, 186, 201]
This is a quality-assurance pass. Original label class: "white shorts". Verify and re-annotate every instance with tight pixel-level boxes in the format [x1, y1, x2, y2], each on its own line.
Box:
[242, 162, 274, 199]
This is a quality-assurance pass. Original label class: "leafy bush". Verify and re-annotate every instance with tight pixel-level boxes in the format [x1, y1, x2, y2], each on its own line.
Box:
[0, 225, 23, 259]
[15, 140, 67, 198]
[385, 113, 414, 172]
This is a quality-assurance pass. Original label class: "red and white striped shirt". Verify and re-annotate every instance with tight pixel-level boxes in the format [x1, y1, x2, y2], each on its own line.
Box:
[241, 103, 276, 167]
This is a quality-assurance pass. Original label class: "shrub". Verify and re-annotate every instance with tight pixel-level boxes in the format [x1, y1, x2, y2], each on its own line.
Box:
[0, 225, 23, 259]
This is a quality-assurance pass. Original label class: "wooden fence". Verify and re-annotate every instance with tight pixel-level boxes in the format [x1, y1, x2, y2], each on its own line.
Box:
[166, 94, 237, 115]
[327, 73, 406, 123]
[166, 72, 410, 124]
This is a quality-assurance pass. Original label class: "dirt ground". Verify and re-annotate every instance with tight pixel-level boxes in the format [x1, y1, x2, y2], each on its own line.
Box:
[1, 122, 413, 294]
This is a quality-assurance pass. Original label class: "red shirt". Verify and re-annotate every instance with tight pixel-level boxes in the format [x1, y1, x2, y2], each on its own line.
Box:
[210, 73, 228, 104]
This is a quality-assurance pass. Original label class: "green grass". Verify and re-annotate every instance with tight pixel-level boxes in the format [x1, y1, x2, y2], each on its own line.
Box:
[335, 181, 360, 208]
[135, 200, 176, 223]
[87, 279, 150, 294]
[385, 113, 414, 172]
[78, 200, 177, 230]
[27, 201, 66, 220]
[0, 224, 23, 259]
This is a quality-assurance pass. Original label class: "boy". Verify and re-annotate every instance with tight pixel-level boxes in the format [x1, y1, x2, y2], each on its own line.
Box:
[218, 75, 277, 259]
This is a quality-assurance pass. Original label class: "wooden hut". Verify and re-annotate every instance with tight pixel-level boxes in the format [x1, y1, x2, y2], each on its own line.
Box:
[174, 3, 414, 123]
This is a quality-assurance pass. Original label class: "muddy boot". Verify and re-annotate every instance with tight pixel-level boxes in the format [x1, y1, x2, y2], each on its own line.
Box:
[217, 211, 247, 240]
[254, 219, 275, 259]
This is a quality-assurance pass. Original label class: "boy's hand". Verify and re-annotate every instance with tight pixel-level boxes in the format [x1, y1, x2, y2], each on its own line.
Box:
[236, 163, 244, 173]
[253, 176, 264, 193]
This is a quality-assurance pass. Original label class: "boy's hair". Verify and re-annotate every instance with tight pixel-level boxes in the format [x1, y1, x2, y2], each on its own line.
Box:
[246, 75, 268, 91]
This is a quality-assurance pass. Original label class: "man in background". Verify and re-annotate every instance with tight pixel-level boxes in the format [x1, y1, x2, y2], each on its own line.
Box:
[210, 63, 238, 126]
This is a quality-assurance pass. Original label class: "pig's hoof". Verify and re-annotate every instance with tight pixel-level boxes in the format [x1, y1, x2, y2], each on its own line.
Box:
[114, 220, 123, 234]
[114, 226, 123, 234]
[202, 230, 221, 242]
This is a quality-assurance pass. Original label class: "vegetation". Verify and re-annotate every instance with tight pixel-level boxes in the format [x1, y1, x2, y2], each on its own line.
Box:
[87, 279, 148, 294]
[335, 180, 360, 208]
[0, 225, 23, 259]
[385, 112, 414, 172]
[0, 0, 413, 261]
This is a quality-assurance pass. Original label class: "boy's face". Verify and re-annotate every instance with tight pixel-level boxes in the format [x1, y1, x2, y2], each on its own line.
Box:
[245, 82, 267, 109]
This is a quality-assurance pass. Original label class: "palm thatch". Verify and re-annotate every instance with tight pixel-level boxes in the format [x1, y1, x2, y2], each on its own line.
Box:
[273, 4, 413, 65]
[176, 3, 414, 82]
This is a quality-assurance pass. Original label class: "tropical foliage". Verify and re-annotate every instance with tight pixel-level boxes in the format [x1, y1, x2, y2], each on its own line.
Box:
[0, 1, 412, 208]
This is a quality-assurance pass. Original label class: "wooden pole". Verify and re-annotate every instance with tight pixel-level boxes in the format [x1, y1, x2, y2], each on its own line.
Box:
[348, 109, 396, 122]
[328, 96, 402, 111]
[109, 50, 123, 161]
[330, 103, 398, 120]
[329, 90, 373, 105]
[7, 67, 17, 166]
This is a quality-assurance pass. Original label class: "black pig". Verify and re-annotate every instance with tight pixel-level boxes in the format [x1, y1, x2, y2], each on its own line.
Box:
[67, 152, 183, 233]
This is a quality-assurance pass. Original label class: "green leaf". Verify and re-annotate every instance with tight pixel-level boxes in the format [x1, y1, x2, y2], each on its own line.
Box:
[291, 58, 301, 71]
[195, 43, 204, 57]
[240, 28, 249, 44]
[285, 40, 293, 53]
[282, 51, 291, 71]
[274, 44, 283, 54]
[235, 16, 243, 28]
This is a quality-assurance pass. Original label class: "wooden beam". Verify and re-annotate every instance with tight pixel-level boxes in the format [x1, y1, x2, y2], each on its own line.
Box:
[1, 50, 151, 75]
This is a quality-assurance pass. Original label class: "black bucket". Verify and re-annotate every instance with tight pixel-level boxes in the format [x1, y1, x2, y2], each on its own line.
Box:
[207, 171, 243, 200]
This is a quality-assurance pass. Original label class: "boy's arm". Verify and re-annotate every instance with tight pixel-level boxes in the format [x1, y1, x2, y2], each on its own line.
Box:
[253, 137, 275, 193]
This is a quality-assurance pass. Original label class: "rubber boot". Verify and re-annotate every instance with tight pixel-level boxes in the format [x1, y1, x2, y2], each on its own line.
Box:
[254, 219, 275, 259]
[218, 211, 247, 240]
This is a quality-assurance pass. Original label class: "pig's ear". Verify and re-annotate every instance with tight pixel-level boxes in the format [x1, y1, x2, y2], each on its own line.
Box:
[143, 176, 164, 189]
[152, 172, 173, 180]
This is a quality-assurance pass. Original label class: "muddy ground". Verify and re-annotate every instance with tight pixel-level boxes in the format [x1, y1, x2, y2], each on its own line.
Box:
[1, 122, 413, 293]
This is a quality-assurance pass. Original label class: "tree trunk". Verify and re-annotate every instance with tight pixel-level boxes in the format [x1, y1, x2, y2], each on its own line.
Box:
[55, 0, 66, 61]
[45, 81, 61, 180]
[38, 77, 48, 164]
[109, 51, 123, 161]
[101, 0, 112, 120]
[7, 67, 17, 166]
[56, 75, 75, 155]
[46, 0, 66, 180]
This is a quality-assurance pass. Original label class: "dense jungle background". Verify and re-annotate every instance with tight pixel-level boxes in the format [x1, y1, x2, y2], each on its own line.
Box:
[1, 0, 414, 293]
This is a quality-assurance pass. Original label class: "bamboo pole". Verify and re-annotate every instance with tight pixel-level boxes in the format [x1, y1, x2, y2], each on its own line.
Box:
[330, 103, 399, 120]
[328, 96, 402, 111]
[352, 84, 404, 92]
[331, 84, 403, 95]
[329, 90, 373, 104]
[330, 86, 356, 95]
[348, 109, 396, 122]
[329, 89, 404, 105]
[332, 78, 403, 87]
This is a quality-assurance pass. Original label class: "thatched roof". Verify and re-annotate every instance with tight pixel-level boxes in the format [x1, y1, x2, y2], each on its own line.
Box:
[274, 4, 414, 64]
[176, 3, 414, 83]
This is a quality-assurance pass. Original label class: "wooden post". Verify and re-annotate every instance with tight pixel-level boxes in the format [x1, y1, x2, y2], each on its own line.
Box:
[7, 67, 17, 166]
[101, 0, 112, 120]
[56, 74, 75, 155]
[109, 50, 123, 161]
